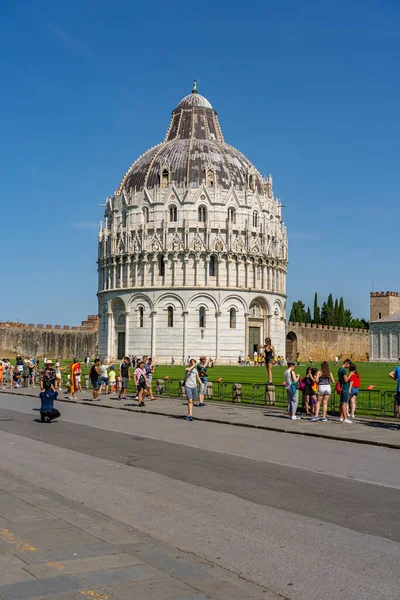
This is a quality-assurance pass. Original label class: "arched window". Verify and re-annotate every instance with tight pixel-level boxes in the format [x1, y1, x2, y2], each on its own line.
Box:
[199, 306, 206, 328]
[167, 306, 174, 328]
[209, 255, 216, 277]
[228, 207, 236, 224]
[143, 206, 149, 223]
[229, 308, 236, 329]
[139, 307, 144, 328]
[161, 169, 169, 188]
[159, 255, 165, 277]
[206, 168, 214, 187]
[169, 205, 177, 222]
[249, 174, 255, 192]
[198, 205, 207, 222]
[252, 211, 258, 228]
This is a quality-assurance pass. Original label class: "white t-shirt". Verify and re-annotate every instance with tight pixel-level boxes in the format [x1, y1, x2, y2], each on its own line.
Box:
[185, 368, 197, 388]
[284, 369, 294, 391]
[100, 365, 108, 378]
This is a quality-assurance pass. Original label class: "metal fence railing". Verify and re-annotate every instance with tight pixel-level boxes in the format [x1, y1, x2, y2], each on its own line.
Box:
[153, 379, 399, 419]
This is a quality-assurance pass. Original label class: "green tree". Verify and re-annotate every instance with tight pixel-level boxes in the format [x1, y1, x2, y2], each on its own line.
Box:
[305, 306, 312, 323]
[313, 293, 320, 324]
[326, 294, 335, 325]
[320, 301, 328, 325]
[334, 299, 339, 326]
[344, 309, 352, 327]
[289, 301, 307, 323]
[338, 297, 346, 327]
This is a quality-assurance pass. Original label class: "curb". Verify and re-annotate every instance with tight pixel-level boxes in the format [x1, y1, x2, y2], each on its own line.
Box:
[1, 389, 400, 450]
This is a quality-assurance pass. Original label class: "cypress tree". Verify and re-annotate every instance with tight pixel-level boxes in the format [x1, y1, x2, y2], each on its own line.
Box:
[326, 294, 335, 325]
[321, 301, 328, 325]
[338, 297, 346, 327]
[334, 299, 339, 326]
[313, 293, 320, 324]
[305, 306, 312, 323]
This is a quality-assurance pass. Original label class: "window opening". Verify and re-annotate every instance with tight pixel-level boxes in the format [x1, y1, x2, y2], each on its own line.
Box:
[198, 205, 207, 222]
[209, 255, 216, 277]
[139, 307, 144, 328]
[161, 169, 169, 188]
[169, 205, 177, 222]
[167, 306, 174, 328]
[199, 306, 206, 328]
[229, 308, 236, 329]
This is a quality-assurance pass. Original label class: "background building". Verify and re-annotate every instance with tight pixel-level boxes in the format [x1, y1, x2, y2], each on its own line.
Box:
[97, 84, 288, 363]
[370, 292, 400, 361]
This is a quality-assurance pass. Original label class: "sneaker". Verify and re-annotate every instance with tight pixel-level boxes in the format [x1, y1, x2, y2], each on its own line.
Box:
[344, 418, 353, 423]
[291, 416, 301, 420]
[321, 417, 328, 422]
[186, 416, 194, 421]
[309, 417, 319, 422]
[349, 414, 355, 419]
[199, 403, 207, 407]
[339, 417, 344, 422]
[142, 402, 146, 407]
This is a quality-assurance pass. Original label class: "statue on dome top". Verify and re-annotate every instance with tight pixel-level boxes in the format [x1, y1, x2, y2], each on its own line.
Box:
[192, 80, 198, 94]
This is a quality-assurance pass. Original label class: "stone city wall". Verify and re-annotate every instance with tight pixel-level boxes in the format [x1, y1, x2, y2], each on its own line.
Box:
[0, 315, 98, 359]
[286, 322, 369, 363]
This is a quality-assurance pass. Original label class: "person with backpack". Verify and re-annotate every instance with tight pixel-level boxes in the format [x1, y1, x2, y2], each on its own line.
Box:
[284, 362, 301, 420]
[89, 358, 101, 401]
[348, 363, 360, 419]
[337, 358, 352, 423]
[134, 360, 147, 407]
[184, 359, 202, 421]
[312, 361, 335, 422]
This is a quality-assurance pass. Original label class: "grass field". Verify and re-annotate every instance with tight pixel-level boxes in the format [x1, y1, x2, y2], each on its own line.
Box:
[12, 359, 399, 394]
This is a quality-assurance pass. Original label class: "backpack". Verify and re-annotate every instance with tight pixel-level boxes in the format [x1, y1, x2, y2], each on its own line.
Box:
[299, 377, 306, 392]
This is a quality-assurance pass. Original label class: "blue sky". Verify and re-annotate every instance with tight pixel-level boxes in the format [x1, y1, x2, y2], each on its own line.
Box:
[1, 0, 399, 324]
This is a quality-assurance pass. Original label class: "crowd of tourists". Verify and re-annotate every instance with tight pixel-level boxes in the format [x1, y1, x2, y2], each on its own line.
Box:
[283, 358, 361, 422]
[2, 340, 400, 426]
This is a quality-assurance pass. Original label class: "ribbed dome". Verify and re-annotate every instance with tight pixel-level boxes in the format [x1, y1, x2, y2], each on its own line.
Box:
[118, 86, 264, 195]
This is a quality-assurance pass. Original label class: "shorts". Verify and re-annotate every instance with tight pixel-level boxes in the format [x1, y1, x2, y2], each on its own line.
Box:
[318, 384, 331, 396]
[200, 381, 207, 395]
[76, 375, 81, 383]
[121, 377, 129, 388]
[137, 383, 147, 391]
[101, 377, 109, 385]
[185, 386, 198, 400]
[340, 390, 350, 404]
[350, 387, 359, 397]
[56, 373, 61, 380]
[109, 378, 116, 386]
[147, 374, 153, 385]
[91, 379, 99, 390]
[395, 392, 400, 406]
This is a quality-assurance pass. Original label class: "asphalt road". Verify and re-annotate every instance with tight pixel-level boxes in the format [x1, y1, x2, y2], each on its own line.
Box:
[0, 392, 398, 600]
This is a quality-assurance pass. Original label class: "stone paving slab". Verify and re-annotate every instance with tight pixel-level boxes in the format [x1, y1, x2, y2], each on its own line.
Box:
[2, 386, 400, 449]
[0, 469, 278, 600]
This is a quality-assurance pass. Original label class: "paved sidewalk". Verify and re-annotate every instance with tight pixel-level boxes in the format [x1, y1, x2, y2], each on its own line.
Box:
[0, 469, 276, 600]
[1, 386, 400, 449]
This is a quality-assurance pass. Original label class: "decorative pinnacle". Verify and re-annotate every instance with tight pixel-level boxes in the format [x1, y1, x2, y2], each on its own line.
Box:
[192, 79, 198, 94]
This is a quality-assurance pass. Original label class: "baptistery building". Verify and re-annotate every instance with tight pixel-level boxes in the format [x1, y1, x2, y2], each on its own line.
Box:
[97, 84, 288, 363]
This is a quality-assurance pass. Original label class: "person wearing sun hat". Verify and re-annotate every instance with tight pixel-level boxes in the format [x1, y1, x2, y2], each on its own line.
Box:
[40, 359, 56, 392]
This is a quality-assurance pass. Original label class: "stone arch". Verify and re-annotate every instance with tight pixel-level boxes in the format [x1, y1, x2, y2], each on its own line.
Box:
[110, 297, 126, 359]
[155, 292, 186, 313]
[221, 295, 247, 313]
[248, 296, 270, 356]
[286, 331, 298, 362]
[188, 293, 219, 312]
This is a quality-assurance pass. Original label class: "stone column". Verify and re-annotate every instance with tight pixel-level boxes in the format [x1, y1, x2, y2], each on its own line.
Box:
[119, 259, 123, 288]
[163, 258, 169, 287]
[379, 330, 382, 360]
[227, 258, 232, 287]
[112, 259, 116, 289]
[182, 311, 188, 359]
[124, 311, 130, 356]
[194, 257, 199, 286]
[388, 330, 392, 360]
[215, 310, 221, 360]
[217, 259, 222, 287]
[244, 261, 248, 288]
[205, 256, 210, 286]
[172, 256, 178, 286]
[150, 311, 157, 358]
[244, 312, 249, 357]
[143, 257, 148, 287]
[262, 265, 266, 290]
[107, 312, 114, 360]
[126, 257, 131, 288]
[183, 256, 188, 286]
[236, 260, 240, 287]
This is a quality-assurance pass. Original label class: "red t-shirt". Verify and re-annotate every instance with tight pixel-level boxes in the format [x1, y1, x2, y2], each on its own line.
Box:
[349, 372, 360, 388]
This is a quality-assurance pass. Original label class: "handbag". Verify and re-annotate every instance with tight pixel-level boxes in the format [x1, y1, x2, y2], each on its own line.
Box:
[335, 381, 342, 394]
[139, 374, 146, 386]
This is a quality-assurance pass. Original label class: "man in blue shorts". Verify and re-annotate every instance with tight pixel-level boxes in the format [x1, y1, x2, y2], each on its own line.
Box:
[388, 359, 400, 422]
[338, 358, 352, 423]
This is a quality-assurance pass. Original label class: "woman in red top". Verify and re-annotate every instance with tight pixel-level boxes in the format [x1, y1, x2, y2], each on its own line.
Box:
[348, 363, 360, 419]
